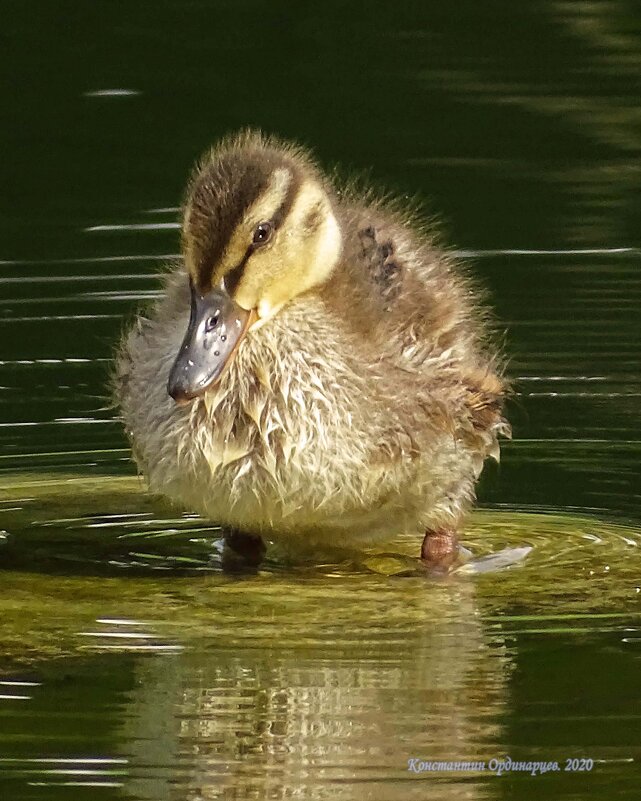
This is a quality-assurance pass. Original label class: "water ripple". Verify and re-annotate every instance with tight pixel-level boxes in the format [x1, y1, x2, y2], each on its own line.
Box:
[85, 223, 181, 232]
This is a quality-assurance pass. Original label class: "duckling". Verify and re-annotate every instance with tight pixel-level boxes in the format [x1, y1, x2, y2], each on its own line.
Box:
[115, 130, 509, 571]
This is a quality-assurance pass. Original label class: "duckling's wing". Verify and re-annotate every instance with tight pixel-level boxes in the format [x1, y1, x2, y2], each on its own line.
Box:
[356, 224, 404, 311]
[346, 211, 510, 456]
[348, 214, 474, 370]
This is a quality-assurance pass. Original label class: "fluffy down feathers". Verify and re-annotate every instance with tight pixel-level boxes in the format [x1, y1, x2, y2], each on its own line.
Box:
[115, 131, 509, 551]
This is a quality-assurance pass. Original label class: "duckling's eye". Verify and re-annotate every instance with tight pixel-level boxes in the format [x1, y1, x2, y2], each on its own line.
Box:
[252, 221, 273, 246]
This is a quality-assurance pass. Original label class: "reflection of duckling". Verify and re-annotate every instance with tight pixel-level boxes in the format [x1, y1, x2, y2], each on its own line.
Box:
[115, 130, 509, 570]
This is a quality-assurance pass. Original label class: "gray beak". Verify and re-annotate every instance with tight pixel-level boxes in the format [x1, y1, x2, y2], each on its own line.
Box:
[167, 282, 254, 403]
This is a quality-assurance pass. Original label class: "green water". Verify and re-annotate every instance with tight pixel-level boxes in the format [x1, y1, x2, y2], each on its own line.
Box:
[2, 2, 641, 799]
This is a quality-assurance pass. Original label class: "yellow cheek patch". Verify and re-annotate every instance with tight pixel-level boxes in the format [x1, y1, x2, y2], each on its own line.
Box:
[233, 250, 287, 314]
[234, 183, 342, 320]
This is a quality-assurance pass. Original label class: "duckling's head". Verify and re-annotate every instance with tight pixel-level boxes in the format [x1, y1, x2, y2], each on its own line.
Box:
[168, 131, 342, 402]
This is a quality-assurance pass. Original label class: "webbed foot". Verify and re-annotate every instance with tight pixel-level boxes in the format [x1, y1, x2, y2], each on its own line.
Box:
[222, 530, 266, 573]
[420, 528, 460, 575]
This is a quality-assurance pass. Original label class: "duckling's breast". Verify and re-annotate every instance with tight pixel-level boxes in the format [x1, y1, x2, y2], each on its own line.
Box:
[119, 292, 418, 539]
[117, 275, 481, 545]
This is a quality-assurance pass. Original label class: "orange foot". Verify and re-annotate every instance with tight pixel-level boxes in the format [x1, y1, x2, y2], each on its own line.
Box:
[420, 529, 460, 574]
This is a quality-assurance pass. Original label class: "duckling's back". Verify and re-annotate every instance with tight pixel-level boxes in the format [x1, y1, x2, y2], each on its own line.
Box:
[325, 194, 509, 449]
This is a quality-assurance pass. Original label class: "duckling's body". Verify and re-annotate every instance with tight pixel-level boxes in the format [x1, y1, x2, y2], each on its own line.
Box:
[116, 131, 509, 566]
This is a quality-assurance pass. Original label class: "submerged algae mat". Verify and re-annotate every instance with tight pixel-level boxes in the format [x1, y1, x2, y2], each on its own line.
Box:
[1, 472, 640, 668]
[1, 473, 641, 800]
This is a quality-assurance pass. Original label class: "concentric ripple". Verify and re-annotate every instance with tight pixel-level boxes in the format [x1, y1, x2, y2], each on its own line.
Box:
[1, 472, 640, 615]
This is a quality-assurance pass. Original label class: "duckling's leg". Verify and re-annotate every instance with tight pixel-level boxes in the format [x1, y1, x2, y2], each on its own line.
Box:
[222, 530, 266, 572]
[420, 529, 459, 573]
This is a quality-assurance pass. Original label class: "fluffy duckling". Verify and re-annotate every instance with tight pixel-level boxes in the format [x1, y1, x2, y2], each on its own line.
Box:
[115, 130, 509, 571]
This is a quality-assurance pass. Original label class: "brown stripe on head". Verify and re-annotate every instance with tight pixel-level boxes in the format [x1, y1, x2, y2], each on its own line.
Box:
[182, 138, 302, 293]
[270, 168, 300, 230]
[183, 159, 271, 292]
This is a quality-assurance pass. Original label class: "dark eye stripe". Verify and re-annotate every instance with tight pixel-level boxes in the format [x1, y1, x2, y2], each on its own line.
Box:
[223, 247, 253, 295]
[192, 163, 270, 292]
[222, 173, 302, 297]
[270, 171, 300, 230]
